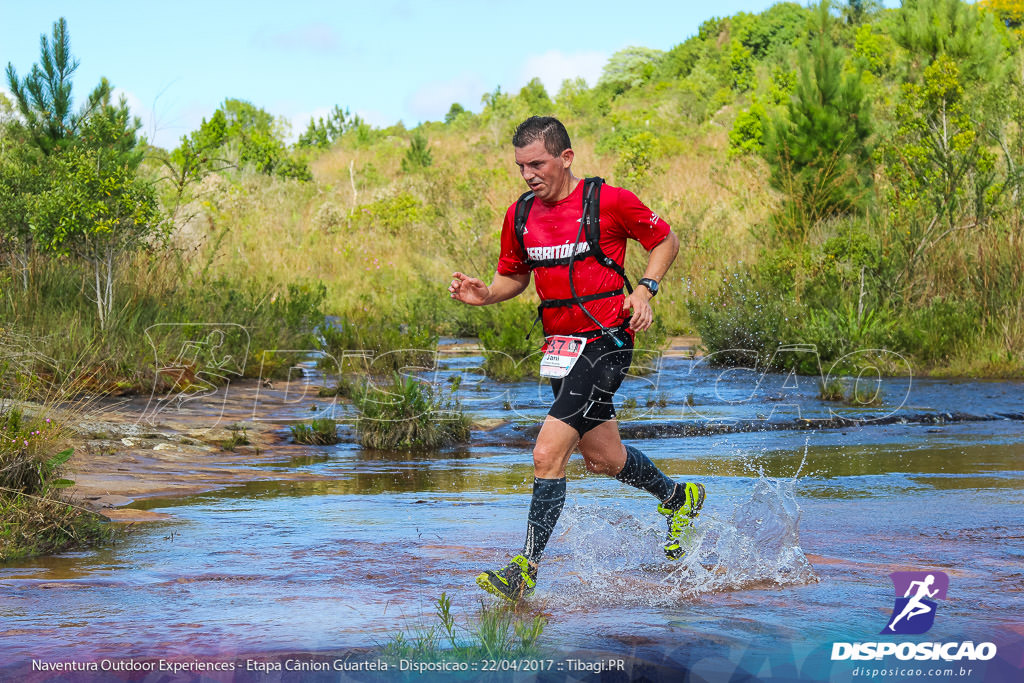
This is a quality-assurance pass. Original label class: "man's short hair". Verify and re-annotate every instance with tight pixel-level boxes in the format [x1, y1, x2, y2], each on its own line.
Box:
[512, 116, 571, 157]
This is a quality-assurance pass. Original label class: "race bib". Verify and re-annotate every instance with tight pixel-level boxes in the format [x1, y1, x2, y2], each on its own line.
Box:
[539, 335, 588, 379]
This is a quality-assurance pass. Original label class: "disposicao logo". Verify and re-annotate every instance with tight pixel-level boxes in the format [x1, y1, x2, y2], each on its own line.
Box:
[831, 570, 998, 662]
[883, 571, 948, 635]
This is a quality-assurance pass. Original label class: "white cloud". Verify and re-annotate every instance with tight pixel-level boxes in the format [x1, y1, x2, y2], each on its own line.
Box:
[518, 50, 608, 95]
[406, 73, 487, 123]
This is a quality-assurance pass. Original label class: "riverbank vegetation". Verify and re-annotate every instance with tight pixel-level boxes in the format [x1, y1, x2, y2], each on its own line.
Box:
[0, 393, 110, 561]
[3, 2, 1020, 410]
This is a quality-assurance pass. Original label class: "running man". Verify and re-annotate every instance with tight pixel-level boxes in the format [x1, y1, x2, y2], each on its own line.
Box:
[449, 116, 706, 602]
[887, 574, 939, 631]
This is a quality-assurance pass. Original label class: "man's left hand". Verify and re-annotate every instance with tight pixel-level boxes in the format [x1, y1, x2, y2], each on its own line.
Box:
[622, 289, 654, 332]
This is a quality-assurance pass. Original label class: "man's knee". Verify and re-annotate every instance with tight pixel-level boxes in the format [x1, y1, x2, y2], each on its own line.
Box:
[532, 441, 566, 475]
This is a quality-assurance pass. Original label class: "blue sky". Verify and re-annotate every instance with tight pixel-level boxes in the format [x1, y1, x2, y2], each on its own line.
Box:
[1, 1, 900, 149]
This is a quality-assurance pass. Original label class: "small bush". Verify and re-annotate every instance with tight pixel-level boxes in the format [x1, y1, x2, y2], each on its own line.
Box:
[290, 418, 339, 445]
[353, 373, 469, 450]
[818, 378, 845, 401]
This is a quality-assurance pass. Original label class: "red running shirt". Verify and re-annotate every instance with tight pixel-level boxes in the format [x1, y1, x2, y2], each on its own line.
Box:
[497, 180, 671, 336]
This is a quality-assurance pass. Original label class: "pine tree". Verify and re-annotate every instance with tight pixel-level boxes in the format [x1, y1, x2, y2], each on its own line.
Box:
[5, 18, 113, 156]
[762, 1, 873, 239]
[401, 131, 432, 172]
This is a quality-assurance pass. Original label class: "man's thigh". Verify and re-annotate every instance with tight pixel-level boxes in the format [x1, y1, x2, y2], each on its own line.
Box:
[548, 333, 633, 436]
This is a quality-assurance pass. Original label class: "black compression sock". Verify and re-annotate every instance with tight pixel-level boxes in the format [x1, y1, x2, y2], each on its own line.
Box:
[522, 477, 566, 564]
[615, 445, 677, 503]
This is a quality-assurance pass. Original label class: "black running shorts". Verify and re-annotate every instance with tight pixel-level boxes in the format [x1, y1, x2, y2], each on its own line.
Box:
[548, 330, 633, 436]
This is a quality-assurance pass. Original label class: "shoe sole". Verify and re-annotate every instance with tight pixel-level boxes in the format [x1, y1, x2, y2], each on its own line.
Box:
[664, 483, 706, 561]
[475, 572, 530, 602]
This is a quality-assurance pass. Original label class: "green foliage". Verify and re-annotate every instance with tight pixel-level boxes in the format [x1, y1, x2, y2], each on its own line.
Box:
[739, 3, 809, 58]
[615, 130, 660, 185]
[381, 593, 547, 662]
[290, 418, 339, 445]
[763, 1, 874, 237]
[518, 77, 553, 112]
[444, 102, 466, 124]
[173, 98, 311, 181]
[880, 56, 1000, 297]
[893, 0, 1013, 85]
[352, 373, 469, 450]
[729, 101, 768, 156]
[853, 23, 894, 76]
[0, 396, 111, 562]
[688, 267, 793, 367]
[729, 41, 755, 92]
[349, 191, 432, 235]
[479, 300, 539, 381]
[297, 105, 351, 149]
[401, 131, 433, 172]
[317, 316, 437, 375]
[598, 46, 665, 95]
[4, 18, 114, 156]
[32, 146, 165, 328]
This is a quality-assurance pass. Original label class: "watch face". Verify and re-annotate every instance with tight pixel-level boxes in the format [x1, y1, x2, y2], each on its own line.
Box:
[642, 279, 658, 293]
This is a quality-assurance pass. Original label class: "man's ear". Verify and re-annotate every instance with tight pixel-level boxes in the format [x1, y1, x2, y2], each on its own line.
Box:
[561, 148, 574, 168]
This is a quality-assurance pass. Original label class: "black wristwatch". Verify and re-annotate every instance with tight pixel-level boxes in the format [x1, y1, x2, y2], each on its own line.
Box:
[638, 278, 659, 297]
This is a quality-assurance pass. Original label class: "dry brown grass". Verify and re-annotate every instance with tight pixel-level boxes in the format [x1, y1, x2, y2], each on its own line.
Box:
[177, 121, 776, 335]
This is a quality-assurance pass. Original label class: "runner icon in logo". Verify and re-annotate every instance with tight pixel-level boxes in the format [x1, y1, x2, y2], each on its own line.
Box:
[883, 571, 949, 635]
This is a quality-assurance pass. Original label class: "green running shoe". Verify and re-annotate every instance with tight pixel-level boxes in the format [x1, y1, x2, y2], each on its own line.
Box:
[476, 554, 537, 602]
[657, 482, 706, 561]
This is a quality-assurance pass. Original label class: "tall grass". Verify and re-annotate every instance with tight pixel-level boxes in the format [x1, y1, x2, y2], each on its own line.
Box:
[0, 253, 327, 395]
[381, 593, 547, 662]
[0, 388, 111, 562]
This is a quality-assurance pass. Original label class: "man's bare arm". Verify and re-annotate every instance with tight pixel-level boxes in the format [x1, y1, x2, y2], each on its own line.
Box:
[449, 271, 531, 306]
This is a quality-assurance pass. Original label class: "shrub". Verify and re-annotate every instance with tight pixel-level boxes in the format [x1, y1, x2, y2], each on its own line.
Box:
[290, 418, 339, 446]
[353, 373, 469, 450]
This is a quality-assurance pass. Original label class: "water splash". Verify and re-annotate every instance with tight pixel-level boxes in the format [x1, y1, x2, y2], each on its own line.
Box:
[550, 443, 817, 607]
[662, 476, 818, 596]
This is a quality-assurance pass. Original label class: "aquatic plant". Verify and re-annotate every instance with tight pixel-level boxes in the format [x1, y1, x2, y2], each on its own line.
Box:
[289, 417, 339, 446]
[818, 378, 845, 401]
[380, 592, 547, 662]
[352, 373, 469, 450]
[221, 425, 251, 451]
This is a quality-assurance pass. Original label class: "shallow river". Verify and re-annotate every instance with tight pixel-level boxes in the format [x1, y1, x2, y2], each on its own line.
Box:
[2, 345, 1023, 682]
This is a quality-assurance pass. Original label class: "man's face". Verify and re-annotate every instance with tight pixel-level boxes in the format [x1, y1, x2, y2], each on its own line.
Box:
[514, 139, 574, 203]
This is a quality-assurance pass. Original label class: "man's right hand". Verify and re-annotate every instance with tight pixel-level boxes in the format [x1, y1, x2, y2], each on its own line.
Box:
[449, 272, 490, 306]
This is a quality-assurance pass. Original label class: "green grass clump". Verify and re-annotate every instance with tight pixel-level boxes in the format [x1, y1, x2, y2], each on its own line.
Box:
[381, 593, 547, 662]
[353, 373, 469, 450]
[289, 417, 340, 445]
[818, 378, 845, 401]
[0, 402, 111, 562]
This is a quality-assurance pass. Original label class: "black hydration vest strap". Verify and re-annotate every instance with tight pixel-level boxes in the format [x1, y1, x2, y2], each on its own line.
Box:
[537, 288, 623, 309]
